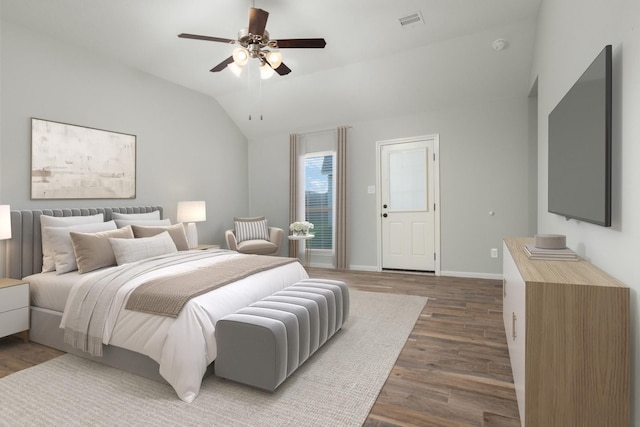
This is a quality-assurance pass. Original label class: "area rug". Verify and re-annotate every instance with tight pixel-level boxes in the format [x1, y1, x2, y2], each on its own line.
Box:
[0, 290, 426, 427]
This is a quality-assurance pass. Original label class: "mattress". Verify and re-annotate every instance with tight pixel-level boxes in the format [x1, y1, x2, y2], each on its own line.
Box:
[26, 270, 89, 312]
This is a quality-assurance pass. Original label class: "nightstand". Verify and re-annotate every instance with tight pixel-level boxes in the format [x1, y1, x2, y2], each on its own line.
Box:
[0, 278, 29, 343]
[196, 244, 220, 250]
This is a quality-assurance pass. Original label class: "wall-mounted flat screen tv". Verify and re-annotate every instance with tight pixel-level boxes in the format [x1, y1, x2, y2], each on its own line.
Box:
[548, 44, 612, 227]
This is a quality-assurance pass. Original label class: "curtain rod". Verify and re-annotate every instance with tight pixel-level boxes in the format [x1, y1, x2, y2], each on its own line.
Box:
[298, 125, 352, 137]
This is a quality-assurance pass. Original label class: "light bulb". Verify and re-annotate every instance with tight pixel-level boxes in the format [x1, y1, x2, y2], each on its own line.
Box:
[260, 63, 275, 79]
[232, 47, 249, 66]
[228, 62, 243, 77]
[266, 51, 282, 69]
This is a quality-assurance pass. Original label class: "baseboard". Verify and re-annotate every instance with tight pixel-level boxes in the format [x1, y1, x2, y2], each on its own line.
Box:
[440, 270, 503, 280]
[348, 264, 379, 272]
[309, 264, 503, 280]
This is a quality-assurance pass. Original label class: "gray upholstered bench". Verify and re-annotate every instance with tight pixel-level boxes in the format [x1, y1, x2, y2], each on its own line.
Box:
[214, 279, 349, 391]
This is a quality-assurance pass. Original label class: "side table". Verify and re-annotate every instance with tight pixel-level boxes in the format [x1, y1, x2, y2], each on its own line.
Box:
[288, 234, 315, 267]
[0, 278, 30, 343]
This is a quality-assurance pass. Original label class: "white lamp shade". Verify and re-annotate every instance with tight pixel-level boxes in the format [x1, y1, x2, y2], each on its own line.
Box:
[0, 205, 11, 240]
[260, 63, 275, 80]
[232, 47, 249, 67]
[228, 62, 243, 77]
[266, 51, 282, 69]
[177, 201, 206, 223]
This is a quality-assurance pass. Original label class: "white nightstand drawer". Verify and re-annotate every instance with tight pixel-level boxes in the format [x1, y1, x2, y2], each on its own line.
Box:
[0, 307, 29, 337]
[0, 283, 29, 312]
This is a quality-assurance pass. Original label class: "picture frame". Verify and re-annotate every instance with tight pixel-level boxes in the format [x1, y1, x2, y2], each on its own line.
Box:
[31, 118, 136, 199]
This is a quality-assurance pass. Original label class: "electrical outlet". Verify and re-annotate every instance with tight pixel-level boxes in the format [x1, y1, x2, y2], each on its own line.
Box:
[367, 185, 376, 194]
[491, 248, 498, 258]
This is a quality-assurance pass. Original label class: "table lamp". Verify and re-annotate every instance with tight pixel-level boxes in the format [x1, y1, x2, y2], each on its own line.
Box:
[177, 201, 206, 249]
[0, 205, 11, 240]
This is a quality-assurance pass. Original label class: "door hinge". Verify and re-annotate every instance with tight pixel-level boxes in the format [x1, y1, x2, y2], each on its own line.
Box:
[434, 252, 436, 261]
[434, 203, 436, 211]
[433, 153, 435, 161]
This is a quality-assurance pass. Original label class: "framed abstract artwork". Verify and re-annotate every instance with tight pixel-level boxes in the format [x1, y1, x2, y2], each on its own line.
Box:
[31, 118, 136, 199]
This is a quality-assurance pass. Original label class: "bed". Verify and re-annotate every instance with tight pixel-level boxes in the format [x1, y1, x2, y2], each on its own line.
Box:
[7, 206, 309, 403]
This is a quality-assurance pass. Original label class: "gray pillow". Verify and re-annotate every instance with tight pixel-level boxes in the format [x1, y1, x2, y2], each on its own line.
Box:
[131, 223, 189, 251]
[115, 218, 171, 228]
[112, 211, 160, 220]
[70, 226, 134, 274]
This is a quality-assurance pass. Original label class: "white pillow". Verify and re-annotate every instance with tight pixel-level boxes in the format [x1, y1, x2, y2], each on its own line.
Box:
[109, 231, 177, 265]
[114, 218, 171, 228]
[112, 211, 161, 220]
[43, 220, 117, 274]
[40, 213, 104, 272]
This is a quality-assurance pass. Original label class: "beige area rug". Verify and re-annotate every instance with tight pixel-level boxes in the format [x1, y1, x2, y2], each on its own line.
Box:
[0, 290, 426, 427]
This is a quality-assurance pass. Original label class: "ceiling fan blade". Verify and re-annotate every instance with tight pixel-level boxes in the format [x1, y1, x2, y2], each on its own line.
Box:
[210, 56, 234, 72]
[178, 33, 236, 44]
[274, 62, 292, 76]
[248, 8, 269, 37]
[275, 38, 327, 49]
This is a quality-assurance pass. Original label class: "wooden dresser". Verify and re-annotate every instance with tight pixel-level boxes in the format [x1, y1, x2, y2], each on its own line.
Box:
[502, 237, 629, 426]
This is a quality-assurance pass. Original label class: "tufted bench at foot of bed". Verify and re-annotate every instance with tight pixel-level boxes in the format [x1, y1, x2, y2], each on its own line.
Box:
[214, 279, 349, 391]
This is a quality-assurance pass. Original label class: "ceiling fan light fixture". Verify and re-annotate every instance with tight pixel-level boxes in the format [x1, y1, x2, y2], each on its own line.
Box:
[265, 51, 283, 69]
[227, 62, 243, 77]
[260, 62, 275, 79]
[232, 47, 250, 66]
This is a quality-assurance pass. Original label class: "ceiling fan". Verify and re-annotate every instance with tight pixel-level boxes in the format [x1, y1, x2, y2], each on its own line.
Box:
[178, 7, 326, 79]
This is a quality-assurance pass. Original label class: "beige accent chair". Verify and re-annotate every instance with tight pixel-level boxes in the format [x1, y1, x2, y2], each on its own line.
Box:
[225, 220, 284, 256]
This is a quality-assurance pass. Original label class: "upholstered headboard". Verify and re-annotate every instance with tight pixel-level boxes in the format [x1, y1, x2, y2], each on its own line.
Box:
[7, 206, 163, 279]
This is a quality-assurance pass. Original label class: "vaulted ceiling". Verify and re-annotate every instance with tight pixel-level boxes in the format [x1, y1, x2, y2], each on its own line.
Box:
[1, 0, 541, 138]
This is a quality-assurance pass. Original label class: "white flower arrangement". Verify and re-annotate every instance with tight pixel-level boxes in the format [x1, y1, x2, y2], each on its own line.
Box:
[289, 221, 314, 235]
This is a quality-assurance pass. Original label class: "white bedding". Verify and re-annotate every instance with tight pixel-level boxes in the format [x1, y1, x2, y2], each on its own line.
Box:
[29, 250, 308, 403]
[27, 270, 81, 312]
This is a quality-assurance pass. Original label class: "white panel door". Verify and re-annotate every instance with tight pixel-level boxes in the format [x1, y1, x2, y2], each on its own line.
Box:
[380, 138, 436, 271]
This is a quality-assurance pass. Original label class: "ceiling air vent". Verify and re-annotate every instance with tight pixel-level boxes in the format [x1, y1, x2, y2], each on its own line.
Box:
[399, 11, 424, 28]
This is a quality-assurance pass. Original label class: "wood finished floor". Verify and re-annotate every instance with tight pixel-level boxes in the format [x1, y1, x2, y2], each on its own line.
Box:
[0, 268, 520, 427]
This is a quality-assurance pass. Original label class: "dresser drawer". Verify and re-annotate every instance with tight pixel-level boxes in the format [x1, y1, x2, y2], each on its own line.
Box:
[0, 283, 29, 312]
[0, 307, 29, 338]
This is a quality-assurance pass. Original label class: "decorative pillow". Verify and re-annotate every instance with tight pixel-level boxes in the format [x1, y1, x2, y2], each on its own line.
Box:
[42, 220, 117, 274]
[109, 231, 177, 265]
[112, 211, 161, 220]
[40, 213, 104, 272]
[234, 216, 270, 243]
[70, 226, 134, 274]
[131, 223, 189, 251]
[114, 218, 171, 228]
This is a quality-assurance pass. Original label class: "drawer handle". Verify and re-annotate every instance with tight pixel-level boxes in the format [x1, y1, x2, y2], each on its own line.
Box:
[512, 312, 517, 341]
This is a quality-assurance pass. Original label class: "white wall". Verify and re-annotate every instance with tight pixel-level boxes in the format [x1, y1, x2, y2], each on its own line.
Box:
[248, 95, 532, 276]
[532, 0, 640, 423]
[0, 21, 249, 277]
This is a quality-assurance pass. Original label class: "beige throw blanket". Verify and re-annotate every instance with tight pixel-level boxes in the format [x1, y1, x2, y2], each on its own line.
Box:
[125, 255, 298, 317]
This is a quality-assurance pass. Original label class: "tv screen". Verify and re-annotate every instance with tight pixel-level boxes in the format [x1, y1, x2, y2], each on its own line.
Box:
[548, 45, 612, 227]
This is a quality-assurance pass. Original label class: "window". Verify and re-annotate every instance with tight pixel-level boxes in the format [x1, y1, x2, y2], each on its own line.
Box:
[304, 152, 335, 250]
